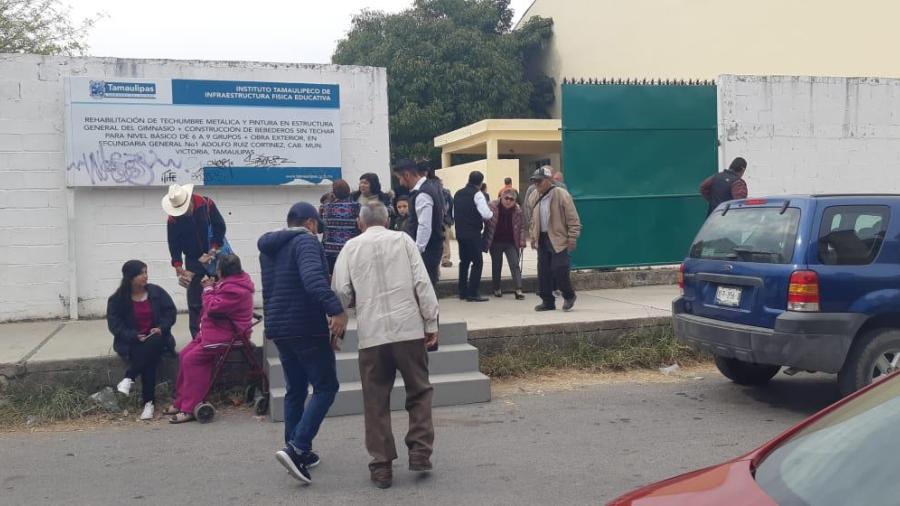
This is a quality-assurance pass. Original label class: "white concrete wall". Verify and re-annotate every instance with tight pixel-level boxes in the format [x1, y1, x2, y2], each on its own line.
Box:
[718, 74, 900, 197]
[0, 55, 389, 321]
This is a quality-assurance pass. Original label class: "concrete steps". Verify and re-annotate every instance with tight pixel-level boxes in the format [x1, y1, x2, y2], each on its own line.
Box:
[264, 321, 491, 421]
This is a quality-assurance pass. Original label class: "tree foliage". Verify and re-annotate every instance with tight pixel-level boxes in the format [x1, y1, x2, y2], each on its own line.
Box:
[0, 0, 100, 56]
[333, 0, 553, 161]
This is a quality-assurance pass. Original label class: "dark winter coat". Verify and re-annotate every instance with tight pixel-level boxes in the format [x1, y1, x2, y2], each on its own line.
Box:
[257, 227, 344, 341]
[166, 195, 226, 274]
[106, 284, 177, 358]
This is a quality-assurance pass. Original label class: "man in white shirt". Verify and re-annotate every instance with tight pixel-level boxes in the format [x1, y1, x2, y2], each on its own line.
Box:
[453, 171, 494, 302]
[332, 201, 440, 490]
[393, 159, 445, 286]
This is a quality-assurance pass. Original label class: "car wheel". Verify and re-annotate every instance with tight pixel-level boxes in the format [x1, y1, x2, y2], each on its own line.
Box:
[714, 355, 781, 385]
[838, 328, 900, 397]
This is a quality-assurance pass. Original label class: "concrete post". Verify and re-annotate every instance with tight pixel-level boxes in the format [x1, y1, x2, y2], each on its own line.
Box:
[442, 151, 451, 169]
[486, 138, 499, 160]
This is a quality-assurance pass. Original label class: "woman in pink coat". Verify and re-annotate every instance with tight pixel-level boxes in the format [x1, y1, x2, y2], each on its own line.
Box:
[167, 254, 255, 423]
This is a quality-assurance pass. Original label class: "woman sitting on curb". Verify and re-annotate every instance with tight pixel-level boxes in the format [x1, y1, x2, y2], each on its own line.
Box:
[166, 254, 255, 424]
[107, 260, 178, 421]
[483, 188, 527, 300]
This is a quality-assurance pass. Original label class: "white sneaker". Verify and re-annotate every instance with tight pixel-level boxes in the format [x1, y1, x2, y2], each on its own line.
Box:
[140, 401, 154, 420]
[117, 378, 133, 395]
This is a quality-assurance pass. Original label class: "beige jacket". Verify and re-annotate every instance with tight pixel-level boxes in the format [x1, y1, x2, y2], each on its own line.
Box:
[332, 226, 439, 350]
[526, 185, 582, 253]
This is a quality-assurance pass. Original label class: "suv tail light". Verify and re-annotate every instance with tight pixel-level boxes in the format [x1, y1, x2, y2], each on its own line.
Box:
[677, 263, 685, 293]
[788, 271, 820, 312]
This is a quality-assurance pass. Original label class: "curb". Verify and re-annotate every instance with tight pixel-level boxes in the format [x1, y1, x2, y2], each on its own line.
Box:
[434, 268, 676, 298]
[1, 315, 671, 390]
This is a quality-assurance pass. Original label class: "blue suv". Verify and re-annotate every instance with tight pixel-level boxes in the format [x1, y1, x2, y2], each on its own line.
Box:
[674, 195, 900, 396]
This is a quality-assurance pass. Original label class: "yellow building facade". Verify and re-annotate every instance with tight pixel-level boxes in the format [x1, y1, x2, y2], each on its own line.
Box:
[519, 0, 900, 117]
[434, 119, 561, 196]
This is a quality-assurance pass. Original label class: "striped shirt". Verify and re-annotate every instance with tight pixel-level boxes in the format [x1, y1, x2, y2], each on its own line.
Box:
[321, 198, 361, 258]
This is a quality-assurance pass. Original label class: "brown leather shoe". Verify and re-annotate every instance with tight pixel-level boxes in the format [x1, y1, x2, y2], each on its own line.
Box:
[409, 456, 433, 472]
[370, 466, 392, 489]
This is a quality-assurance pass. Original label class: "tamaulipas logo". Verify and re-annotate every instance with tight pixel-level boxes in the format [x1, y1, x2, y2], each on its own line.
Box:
[89, 81, 157, 99]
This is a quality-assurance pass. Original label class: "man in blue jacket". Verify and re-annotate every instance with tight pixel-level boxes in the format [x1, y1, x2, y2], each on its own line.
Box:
[258, 202, 349, 485]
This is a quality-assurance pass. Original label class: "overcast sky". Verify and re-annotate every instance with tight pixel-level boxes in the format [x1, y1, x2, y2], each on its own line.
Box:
[69, 0, 535, 64]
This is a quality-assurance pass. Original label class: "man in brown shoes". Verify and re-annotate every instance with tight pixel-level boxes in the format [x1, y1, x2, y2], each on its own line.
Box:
[332, 201, 440, 489]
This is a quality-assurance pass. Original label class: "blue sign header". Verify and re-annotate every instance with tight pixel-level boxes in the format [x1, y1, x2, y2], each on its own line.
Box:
[172, 79, 340, 109]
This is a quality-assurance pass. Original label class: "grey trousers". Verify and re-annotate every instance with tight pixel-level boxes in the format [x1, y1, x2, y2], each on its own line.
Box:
[490, 241, 523, 292]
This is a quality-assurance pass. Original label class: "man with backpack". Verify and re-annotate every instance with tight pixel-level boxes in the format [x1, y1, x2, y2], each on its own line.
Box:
[415, 162, 455, 269]
[700, 157, 749, 216]
[394, 159, 446, 286]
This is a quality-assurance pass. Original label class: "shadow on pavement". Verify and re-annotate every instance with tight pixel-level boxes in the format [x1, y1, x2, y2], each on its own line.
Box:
[741, 373, 842, 417]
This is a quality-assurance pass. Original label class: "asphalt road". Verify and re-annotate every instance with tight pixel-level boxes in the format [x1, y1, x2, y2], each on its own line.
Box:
[0, 372, 842, 506]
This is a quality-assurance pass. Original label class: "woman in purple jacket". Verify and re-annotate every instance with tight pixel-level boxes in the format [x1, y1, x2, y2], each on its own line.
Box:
[483, 188, 526, 300]
[167, 254, 255, 423]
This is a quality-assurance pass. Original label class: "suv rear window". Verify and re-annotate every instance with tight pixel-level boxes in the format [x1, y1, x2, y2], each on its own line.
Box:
[689, 207, 800, 264]
[818, 205, 889, 265]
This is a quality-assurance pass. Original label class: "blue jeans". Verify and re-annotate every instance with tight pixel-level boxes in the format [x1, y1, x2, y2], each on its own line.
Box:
[274, 338, 339, 453]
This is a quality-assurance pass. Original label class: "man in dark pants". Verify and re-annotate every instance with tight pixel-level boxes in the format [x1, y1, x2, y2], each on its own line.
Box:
[526, 166, 582, 312]
[700, 157, 749, 216]
[258, 202, 349, 485]
[453, 171, 493, 302]
[394, 159, 445, 286]
[163, 183, 226, 338]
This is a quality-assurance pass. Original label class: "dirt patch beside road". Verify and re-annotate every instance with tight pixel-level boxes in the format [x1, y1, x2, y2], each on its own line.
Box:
[492, 363, 717, 397]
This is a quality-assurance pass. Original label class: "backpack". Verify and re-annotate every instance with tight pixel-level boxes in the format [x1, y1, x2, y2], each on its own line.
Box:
[441, 186, 454, 227]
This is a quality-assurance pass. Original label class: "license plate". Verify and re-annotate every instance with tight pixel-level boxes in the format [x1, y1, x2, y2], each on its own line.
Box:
[715, 286, 742, 307]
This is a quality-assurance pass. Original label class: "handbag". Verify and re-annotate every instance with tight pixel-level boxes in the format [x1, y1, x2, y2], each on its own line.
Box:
[205, 198, 234, 275]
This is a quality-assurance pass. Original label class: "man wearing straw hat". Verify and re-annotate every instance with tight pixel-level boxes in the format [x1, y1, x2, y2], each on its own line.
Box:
[162, 183, 227, 338]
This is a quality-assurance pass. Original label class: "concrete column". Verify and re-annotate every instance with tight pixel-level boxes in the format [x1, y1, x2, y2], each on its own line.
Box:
[442, 151, 451, 168]
[486, 138, 499, 160]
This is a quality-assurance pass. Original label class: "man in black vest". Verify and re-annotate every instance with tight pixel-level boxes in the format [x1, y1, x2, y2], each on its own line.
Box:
[393, 159, 445, 286]
[700, 157, 749, 216]
[453, 171, 494, 302]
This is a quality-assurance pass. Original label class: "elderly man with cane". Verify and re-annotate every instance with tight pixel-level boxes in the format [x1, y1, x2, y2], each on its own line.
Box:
[332, 201, 440, 489]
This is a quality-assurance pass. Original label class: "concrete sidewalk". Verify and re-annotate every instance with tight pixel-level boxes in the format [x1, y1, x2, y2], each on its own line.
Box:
[1, 285, 677, 374]
[438, 238, 538, 281]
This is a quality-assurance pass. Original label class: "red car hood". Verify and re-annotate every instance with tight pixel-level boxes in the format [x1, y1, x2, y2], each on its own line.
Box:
[607, 459, 776, 506]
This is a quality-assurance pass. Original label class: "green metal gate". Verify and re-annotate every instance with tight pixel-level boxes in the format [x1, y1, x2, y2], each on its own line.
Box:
[561, 79, 717, 269]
